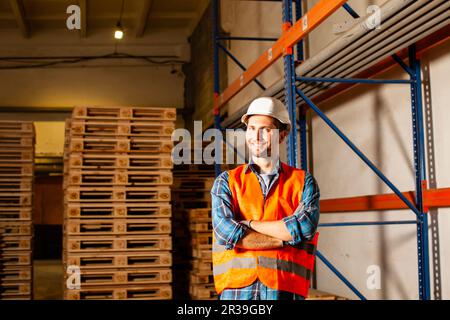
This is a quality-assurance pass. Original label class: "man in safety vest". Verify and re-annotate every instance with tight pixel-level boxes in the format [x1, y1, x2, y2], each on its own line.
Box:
[211, 96, 320, 300]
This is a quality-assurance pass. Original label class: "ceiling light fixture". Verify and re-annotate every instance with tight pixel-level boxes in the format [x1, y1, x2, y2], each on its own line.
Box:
[114, 0, 125, 40]
[114, 21, 124, 40]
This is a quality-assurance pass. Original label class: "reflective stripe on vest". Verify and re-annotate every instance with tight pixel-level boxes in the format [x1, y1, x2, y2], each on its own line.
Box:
[212, 163, 319, 297]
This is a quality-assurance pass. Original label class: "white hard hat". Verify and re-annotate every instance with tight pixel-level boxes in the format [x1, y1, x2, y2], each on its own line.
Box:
[241, 97, 291, 132]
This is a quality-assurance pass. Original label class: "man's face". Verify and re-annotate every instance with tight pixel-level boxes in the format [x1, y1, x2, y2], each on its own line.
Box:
[245, 115, 287, 158]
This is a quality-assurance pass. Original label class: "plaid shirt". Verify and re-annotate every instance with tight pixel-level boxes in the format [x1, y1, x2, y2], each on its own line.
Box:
[211, 161, 320, 300]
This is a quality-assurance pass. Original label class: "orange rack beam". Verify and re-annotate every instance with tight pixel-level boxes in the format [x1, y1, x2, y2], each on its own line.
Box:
[320, 187, 450, 213]
[215, 0, 347, 109]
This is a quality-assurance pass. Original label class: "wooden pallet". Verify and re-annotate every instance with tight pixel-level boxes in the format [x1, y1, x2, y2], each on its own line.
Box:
[64, 203, 171, 219]
[65, 284, 172, 300]
[0, 282, 32, 297]
[0, 179, 33, 192]
[65, 235, 172, 252]
[0, 222, 32, 236]
[171, 177, 215, 190]
[66, 170, 172, 187]
[189, 221, 212, 233]
[187, 208, 211, 221]
[0, 137, 34, 148]
[0, 252, 32, 267]
[72, 106, 176, 121]
[306, 289, 346, 300]
[0, 121, 34, 135]
[64, 268, 172, 287]
[65, 187, 170, 202]
[191, 233, 213, 246]
[172, 191, 211, 202]
[70, 120, 175, 137]
[192, 247, 212, 260]
[0, 207, 32, 221]
[64, 251, 172, 269]
[69, 137, 172, 154]
[64, 219, 171, 236]
[189, 272, 213, 285]
[189, 284, 217, 300]
[0, 149, 34, 161]
[0, 267, 32, 282]
[0, 164, 34, 176]
[191, 259, 212, 274]
[0, 236, 32, 251]
[67, 154, 173, 170]
[173, 200, 211, 210]
[0, 192, 32, 206]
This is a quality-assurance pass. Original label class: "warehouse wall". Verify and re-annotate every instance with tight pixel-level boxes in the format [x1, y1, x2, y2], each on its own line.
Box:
[0, 28, 188, 155]
[219, 0, 450, 299]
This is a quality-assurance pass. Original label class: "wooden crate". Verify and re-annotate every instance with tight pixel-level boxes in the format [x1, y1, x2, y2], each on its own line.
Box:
[64, 219, 171, 236]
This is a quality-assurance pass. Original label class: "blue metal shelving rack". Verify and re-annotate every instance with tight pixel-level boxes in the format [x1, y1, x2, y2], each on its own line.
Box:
[210, 0, 446, 300]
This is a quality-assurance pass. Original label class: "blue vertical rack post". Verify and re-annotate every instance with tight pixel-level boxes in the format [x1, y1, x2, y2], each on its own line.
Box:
[211, 0, 432, 300]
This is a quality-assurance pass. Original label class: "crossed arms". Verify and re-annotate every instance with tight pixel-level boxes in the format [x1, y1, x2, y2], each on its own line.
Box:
[211, 171, 320, 251]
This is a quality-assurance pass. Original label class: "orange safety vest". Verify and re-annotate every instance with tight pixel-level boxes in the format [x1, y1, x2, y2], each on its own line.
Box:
[212, 162, 318, 297]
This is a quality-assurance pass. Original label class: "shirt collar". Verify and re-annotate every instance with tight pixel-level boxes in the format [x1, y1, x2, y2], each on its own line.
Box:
[245, 157, 283, 174]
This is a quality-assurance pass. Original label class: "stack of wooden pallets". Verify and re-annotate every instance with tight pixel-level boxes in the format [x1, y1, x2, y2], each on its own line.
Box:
[170, 139, 237, 299]
[187, 208, 217, 300]
[0, 121, 35, 300]
[63, 106, 175, 300]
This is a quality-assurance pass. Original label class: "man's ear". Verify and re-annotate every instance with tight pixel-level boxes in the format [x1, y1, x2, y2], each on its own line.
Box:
[279, 130, 288, 143]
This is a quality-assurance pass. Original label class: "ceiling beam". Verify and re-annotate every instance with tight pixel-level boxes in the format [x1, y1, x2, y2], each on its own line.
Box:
[187, 0, 209, 37]
[78, 0, 87, 38]
[8, 0, 30, 38]
[135, 0, 153, 38]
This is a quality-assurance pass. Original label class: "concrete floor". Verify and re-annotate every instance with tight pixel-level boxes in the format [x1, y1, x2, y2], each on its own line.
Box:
[33, 260, 63, 300]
